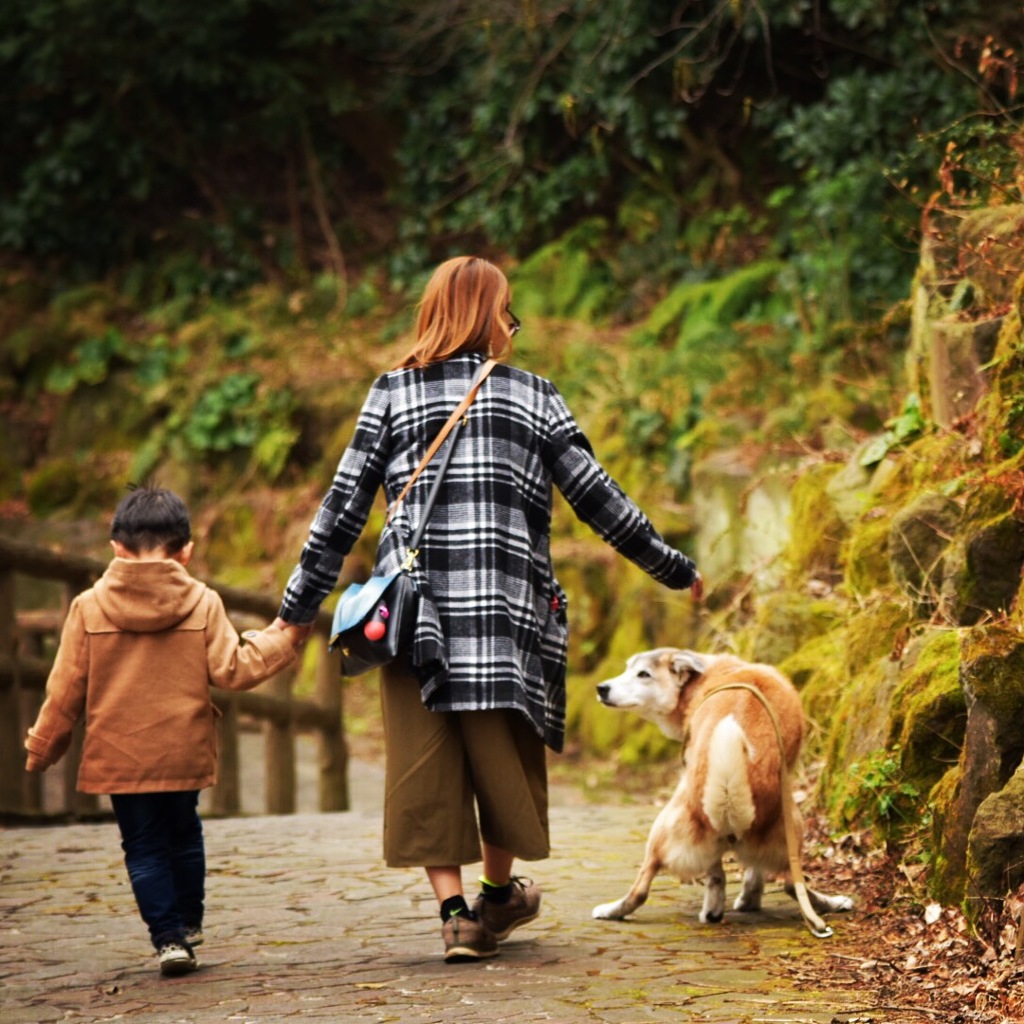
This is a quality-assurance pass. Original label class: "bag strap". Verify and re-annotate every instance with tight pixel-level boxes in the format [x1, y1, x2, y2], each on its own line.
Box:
[385, 358, 497, 537]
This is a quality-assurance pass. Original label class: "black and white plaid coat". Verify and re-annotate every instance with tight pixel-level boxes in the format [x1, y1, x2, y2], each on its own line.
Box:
[279, 353, 698, 751]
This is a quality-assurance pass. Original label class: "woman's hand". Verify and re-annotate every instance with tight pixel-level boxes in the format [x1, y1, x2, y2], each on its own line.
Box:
[272, 617, 315, 649]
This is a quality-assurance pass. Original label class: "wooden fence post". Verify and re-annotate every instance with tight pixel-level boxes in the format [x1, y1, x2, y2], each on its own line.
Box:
[0, 569, 22, 813]
[264, 669, 295, 814]
[19, 630, 45, 813]
[63, 578, 98, 818]
[315, 637, 348, 812]
[212, 697, 241, 816]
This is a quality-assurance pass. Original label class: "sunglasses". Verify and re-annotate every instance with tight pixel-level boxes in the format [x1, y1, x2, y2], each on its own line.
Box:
[507, 309, 521, 336]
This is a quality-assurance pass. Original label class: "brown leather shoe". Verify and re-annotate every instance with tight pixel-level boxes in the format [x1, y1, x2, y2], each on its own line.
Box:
[442, 913, 498, 963]
[472, 877, 541, 941]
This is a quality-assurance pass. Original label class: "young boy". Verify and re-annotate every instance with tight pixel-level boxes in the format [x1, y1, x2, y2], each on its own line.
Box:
[24, 487, 305, 976]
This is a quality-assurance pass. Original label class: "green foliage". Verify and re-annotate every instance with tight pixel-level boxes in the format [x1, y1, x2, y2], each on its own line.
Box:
[844, 746, 924, 838]
[859, 393, 928, 467]
[511, 219, 616, 321]
[3, 0, 1016, 327]
[0, 0, 380, 278]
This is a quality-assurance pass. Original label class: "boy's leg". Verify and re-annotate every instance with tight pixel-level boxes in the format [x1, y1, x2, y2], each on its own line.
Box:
[110, 793, 187, 949]
[166, 791, 205, 937]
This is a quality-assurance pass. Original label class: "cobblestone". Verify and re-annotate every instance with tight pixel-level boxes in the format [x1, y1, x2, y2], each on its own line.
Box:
[0, 785, 863, 1024]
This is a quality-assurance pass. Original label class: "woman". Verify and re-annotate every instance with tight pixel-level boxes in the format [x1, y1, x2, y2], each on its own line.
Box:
[276, 256, 703, 962]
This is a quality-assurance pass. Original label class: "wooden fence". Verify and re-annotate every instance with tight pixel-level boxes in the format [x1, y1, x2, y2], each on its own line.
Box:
[0, 536, 348, 819]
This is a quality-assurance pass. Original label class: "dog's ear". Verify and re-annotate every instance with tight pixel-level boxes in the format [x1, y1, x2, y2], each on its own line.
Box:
[669, 650, 707, 687]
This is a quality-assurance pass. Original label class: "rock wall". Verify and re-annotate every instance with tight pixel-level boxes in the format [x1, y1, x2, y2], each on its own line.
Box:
[691, 204, 1024, 922]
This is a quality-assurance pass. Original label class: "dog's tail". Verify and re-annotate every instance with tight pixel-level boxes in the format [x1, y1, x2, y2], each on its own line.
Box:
[702, 714, 756, 837]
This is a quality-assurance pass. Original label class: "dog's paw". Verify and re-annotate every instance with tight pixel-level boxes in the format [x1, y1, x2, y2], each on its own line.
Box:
[829, 894, 854, 913]
[733, 895, 762, 913]
[592, 901, 626, 920]
[699, 909, 724, 924]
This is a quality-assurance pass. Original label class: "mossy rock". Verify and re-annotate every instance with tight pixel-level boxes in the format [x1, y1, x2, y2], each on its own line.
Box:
[818, 656, 903, 823]
[843, 512, 895, 597]
[941, 485, 1024, 625]
[959, 626, 1024, 784]
[784, 462, 846, 583]
[735, 591, 842, 667]
[825, 444, 899, 526]
[843, 600, 914, 672]
[888, 629, 965, 800]
[978, 300, 1024, 459]
[928, 765, 966, 905]
[781, 631, 846, 754]
[966, 762, 1024, 915]
[202, 504, 269, 589]
[48, 373, 151, 458]
[928, 626, 1024, 907]
[888, 492, 962, 614]
[872, 432, 969, 504]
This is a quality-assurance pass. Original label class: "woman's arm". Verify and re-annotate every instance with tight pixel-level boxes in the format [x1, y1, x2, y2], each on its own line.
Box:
[278, 377, 393, 624]
[543, 384, 700, 591]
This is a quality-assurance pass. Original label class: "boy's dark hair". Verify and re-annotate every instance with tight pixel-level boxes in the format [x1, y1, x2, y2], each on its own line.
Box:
[110, 486, 191, 555]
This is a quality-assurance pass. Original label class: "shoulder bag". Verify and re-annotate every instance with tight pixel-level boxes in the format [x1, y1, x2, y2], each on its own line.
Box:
[328, 359, 496, 676]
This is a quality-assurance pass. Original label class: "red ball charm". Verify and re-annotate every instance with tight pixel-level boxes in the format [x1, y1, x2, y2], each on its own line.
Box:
[363, 619, 387, 642]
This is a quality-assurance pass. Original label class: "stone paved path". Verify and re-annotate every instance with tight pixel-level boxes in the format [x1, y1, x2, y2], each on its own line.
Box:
[0, 790, 872, 1024]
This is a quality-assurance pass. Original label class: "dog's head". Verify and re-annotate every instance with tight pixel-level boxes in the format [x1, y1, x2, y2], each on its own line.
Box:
[596, 648, 714, 741]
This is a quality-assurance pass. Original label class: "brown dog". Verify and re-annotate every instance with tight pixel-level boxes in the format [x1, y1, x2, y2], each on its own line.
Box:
[592, 648, 852, 925]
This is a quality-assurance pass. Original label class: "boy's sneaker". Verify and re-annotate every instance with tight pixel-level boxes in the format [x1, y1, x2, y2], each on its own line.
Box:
[184, 926, 204, 947]
[472, 877, 541, 941]
[158, 942, 198, 976]
[442, 913, 498, 963]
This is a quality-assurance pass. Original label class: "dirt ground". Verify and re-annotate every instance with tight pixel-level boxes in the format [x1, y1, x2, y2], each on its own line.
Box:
[784, 811, 1024, 1024]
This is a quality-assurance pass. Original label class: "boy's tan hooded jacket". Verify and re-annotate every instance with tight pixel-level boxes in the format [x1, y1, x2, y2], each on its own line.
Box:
[24, 558, 297, 794]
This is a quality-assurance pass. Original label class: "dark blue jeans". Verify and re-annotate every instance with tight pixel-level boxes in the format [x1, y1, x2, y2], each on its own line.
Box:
[110, 791, 205, 949]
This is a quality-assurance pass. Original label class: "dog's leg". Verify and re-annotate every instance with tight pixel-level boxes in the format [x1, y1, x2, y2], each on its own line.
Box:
[699, 857, 726, 923]
[783, 880, 854, 915]
[734, 866, 765, 912]
[593, 853, 661, 921]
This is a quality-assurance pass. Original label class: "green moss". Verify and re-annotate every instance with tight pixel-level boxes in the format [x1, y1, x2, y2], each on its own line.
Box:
[927, 765, 965, 904]
[960, 625, 1024, 718]
[818, 658, 901, 822]
[784, 463, 846, 582]
[843, 514, 895, 596]
[844, 600, 914, 671]
[940, 487, 1024, 625]
[888, 492, 962, 614]
[888, 629, 965, 798]
[978, 285, 1024, 460]
[736, 592, 842, 666]
[782, 631, 846, 755]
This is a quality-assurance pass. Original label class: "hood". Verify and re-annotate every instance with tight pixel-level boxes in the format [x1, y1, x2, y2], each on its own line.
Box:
[93, 558, 207, 632]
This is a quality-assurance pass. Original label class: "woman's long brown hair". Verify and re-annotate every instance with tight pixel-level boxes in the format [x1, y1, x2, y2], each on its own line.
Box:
[394, 256, 515, 369]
